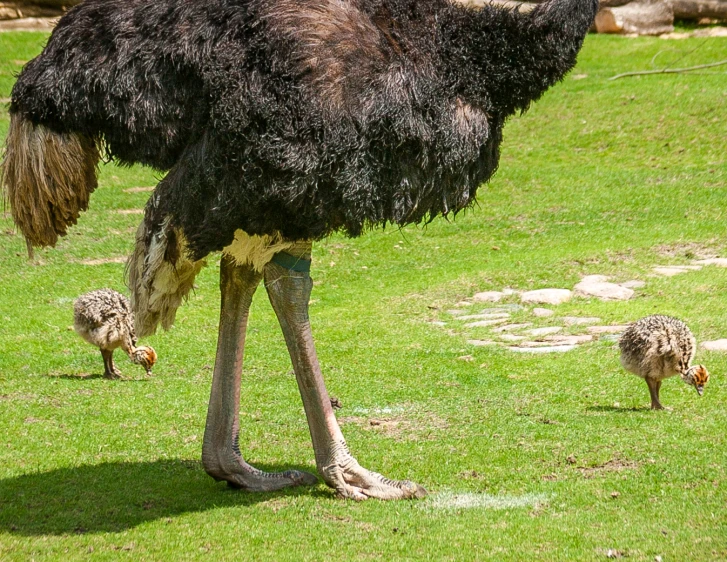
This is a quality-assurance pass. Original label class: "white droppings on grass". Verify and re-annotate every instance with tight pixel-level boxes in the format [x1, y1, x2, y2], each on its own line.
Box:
[425, 491, 550, 511]
[350, 406, 406, 415]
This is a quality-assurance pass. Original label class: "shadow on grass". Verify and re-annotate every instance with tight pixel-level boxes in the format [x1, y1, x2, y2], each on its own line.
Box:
[586, 405, 651, 413]
[0, 459, 326, 536]
[46, 373, 150, 382]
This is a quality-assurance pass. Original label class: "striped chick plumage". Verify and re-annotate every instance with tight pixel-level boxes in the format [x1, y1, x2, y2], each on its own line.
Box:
[619, 314, 709, 409]
[73, 289, 157, 379]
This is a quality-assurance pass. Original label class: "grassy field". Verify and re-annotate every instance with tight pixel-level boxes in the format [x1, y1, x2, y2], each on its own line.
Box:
[1, 29, 726, 561]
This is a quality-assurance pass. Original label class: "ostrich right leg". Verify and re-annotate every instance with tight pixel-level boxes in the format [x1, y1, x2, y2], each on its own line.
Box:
[202, 255, 318, 491]
[646, 379, 664, 410]
[264, 243, 427, 500]
[101, 349, 122, 379]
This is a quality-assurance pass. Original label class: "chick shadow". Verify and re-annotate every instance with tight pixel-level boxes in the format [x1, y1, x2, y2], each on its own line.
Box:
[45, 373, 150, 382]
[0, 459, 327, 536]
[586, 405, 652, 413]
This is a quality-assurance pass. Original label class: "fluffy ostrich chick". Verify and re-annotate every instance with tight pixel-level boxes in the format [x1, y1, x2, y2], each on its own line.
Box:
[619, 315, 709, 410]
[74, 289, 157, 379]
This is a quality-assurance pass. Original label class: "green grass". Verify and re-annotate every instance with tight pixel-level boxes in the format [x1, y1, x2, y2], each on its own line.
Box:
[1, 31, 726, 561]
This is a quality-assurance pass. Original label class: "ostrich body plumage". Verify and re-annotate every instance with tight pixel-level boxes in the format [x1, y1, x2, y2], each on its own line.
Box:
[10, 0, 597, 258]
[3, 0, 599, 498]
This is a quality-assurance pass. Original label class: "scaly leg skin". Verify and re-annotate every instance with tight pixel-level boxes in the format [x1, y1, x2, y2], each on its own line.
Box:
[646, 379, 664, 410]
[101, 349, 123, 379]
[202, 255, 318, 491]
[264, 242, 427, 501]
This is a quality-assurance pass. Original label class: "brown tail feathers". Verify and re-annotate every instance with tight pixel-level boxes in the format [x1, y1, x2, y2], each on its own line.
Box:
[0, 112, 100, 249]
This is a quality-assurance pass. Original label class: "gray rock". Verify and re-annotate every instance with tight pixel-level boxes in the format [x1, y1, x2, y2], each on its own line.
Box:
[701, 339, 727, 351]
[544, 334, 593, 345]
[587, 325, 629, 334]
[693, 258, 727, 267]
[508, 345, 577, 353]
[493, 323, 533, 333]
[527, 327, 564, 336]
[464, 318, 509, 328]
[574, 277, 634, 301]
[472, 291, 505, 303]
[498, 334, 526, 342]
[521, 289, 572, 305]
[457, 313, 511, 321]
[562, 316, 601, 326]
[652, 266, 700, 276]
[532, 307, 555, 317]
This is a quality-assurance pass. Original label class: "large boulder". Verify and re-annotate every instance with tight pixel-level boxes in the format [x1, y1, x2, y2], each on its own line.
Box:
[595, 0, 674, 34]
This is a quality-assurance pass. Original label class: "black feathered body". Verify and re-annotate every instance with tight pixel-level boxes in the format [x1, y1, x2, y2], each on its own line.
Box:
[10, 0, 598, 259]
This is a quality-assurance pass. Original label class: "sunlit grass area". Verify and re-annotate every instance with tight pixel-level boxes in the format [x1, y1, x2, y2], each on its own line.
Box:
[1, 31, 726, 561]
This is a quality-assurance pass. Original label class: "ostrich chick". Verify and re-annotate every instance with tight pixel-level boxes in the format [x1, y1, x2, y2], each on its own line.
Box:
[74, 289, 157, 379]
[619, 315, 709, 410]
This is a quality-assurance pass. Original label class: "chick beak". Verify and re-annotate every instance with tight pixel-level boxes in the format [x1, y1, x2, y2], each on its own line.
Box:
[696, 385, 704, 396]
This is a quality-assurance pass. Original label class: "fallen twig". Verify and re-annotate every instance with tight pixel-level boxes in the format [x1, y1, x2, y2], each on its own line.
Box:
[609, 59, 727, 80]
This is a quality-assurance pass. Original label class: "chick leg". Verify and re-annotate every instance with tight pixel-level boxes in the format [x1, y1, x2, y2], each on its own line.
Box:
[264, 242, 427, 500]
[646, 379, 664, 410]
[101, 349, 122, 379]
[202, 255, 318, 491]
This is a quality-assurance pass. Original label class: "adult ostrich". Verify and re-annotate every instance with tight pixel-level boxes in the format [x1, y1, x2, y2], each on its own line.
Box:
[2, 0, 598, 499]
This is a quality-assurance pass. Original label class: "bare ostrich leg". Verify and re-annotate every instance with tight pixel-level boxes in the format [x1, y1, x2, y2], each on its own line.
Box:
[264, 242, 427, 500]
[646, 379, 664, 410]
[100, 349, 122, 379]
[202, 255, 318, 491]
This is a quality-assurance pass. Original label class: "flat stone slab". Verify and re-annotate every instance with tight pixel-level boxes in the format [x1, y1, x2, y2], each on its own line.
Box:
[447, 310, 467, 316]
[472, 291, 505, 303]
[693, 258, 727, 267]
[428, 321, 447, 327]
[464, 318, 509, 328]
[544, 334, 593, 345]
[653, 265, 701, 276]
[521, 289, 572, 305]
[467, 339, 497, 347]
[499, 334, 526, 342]
[562, 316, 601, 326]
[457, 313, 510, 321]
[587, 325, 629, 334]
[527, 327, 564, 336]
[493, 323, 533, 333]
[574, 279, 634, 301]
[701, 339, 727, 351]
[532, 308, 555, 317]
[508, 345, 577, 353]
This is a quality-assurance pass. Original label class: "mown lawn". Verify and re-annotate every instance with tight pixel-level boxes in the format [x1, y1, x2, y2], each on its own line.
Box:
[1, 30, 726, 561]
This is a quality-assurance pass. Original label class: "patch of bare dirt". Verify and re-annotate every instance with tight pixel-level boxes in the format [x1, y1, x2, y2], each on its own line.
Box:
[78, 257, 127, 265]
[338, 411, 449, 441]
[115, 209, 144, 215]
[653, 240, 720, 260]
[578, 458, 639, 478]
[123, 186, 155, 193]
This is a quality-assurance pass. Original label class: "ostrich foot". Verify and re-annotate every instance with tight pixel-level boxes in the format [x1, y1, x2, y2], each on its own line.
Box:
[103, 368, 124, 380]
[320, 441, 427, 501]
[203, 449, 318, 491]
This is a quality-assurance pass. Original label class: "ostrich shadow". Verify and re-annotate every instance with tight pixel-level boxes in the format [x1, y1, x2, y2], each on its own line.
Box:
[0, 459, 327, 536]
[45, 373, 150, 382]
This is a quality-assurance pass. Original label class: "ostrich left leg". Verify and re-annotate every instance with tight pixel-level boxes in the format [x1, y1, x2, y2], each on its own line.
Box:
[264, 242, 427, 500]
[202, 255, 318, 491]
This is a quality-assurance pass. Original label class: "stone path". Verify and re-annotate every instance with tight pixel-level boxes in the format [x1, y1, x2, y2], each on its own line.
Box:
[430, 254, 727, 354]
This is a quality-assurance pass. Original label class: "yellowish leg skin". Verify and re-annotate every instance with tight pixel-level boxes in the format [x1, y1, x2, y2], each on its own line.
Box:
[201, 255, 318, 491]
[264, 242, 427, 500]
